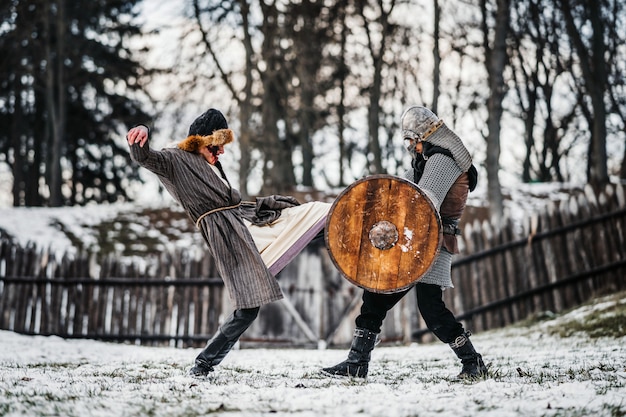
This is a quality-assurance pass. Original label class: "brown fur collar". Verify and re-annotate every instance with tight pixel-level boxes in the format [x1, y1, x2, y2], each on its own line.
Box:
[177, 129, 234, 152]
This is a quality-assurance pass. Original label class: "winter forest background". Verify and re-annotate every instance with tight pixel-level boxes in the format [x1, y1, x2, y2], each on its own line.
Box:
[1, 0, 625, 222]
[1, 2, 625, 416]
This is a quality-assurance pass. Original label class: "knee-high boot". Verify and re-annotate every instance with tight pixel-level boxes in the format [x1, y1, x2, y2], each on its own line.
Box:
[321, 328, 379, 378]
[189, 308, 259, 377]
[449, 331, 488, 379]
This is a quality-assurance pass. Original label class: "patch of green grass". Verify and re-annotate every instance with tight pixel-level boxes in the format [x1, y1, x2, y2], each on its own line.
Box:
[0, 402, 11, 416]
[27, 362, 81, 370]
[602, 403, 626, 417]
[540, 408, 595, 417]
[547, 295, 626, 339]
[513, 292, 626, 339]
[552, 313, 626, 338]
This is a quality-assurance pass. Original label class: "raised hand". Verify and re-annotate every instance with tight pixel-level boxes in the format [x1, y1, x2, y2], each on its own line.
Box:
[126, 125, 149, 147]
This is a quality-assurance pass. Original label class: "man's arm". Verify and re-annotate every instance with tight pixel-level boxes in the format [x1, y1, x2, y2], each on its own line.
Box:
[126, 124, 150, 163]
[126, 124, 172, 177]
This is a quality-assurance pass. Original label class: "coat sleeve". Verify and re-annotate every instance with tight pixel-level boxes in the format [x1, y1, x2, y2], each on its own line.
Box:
[129, 141, 173, 178]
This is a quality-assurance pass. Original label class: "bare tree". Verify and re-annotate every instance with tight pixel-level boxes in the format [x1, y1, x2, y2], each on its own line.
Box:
[356, 0, 399, 175]
[432, 0, 441, 114]
[44, 0, 66, 206]
[335, 2, 350, 188]
[190, 0, 343, 195]
[481, 0, 510, 226]
[604, 0, 626, 180]
[510, 0, 572, 183]
[149, 0, 625, 200]
[191, 0, 259, 197]
[558, 0, 609, 186]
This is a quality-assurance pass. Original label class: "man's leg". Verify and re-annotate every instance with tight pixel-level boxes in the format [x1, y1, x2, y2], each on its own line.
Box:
[356, 289, 410, 333]
[322, 289, 408, 378]
[415, 283, 487, 378]
[189, 307, 260, 377]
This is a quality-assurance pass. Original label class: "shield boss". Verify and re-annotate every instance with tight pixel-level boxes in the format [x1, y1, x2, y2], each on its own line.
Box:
[325, 175, 442, 293]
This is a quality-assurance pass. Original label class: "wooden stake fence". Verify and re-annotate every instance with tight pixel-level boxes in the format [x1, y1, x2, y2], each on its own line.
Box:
[1, 183, 624, 347]
[422, 183, 626, 339]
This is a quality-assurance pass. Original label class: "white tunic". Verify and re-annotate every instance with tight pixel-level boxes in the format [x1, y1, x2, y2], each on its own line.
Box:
[246, 202, 331, 274]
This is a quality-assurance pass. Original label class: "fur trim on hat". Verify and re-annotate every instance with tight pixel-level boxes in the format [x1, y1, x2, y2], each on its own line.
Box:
[177, 129, 235, 152]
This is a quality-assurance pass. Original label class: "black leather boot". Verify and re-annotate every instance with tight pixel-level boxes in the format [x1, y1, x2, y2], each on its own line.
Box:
[189, 331, 236, 377]
[322, 328, 379, 378]
[449, 331, 488, 379]
[189, 308, 259, 377]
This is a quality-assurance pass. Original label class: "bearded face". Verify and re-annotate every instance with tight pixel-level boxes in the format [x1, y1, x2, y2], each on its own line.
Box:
[404, 138, 423, 159]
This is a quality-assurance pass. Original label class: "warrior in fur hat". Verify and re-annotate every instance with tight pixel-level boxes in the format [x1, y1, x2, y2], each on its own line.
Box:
[127, 109, 330, 377]
[322, 106, 488, 380]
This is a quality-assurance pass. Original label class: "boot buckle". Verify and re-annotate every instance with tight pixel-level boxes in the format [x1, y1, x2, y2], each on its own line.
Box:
[449, 331, 471, 349]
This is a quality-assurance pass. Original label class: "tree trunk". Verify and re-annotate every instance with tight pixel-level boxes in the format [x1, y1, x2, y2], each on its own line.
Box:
[11, 79, 24, 206]
[621, 138, 626, 180]
[558, 0, 608, 185]
[259, 2, 295, 195]
[368, 69, 384, 174]
[586, 1, 608, 185]
[483, 0, 510, 227]
[432, 0, 441, 113]
[237, 0, 254, 199]
[337, 6, 348, 188]
[361, 1, 395, 175]
[45, 0, 66, 207]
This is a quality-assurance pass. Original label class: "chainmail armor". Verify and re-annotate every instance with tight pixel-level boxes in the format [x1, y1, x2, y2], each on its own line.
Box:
[425, 124, 472, 172]
[417, 153, 462, 210]
[403, 153, 462, 288]
[418, 249, 453, 288]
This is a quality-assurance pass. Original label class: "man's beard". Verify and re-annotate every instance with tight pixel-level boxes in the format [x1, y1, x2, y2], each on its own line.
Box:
[407, 144, 421, 160]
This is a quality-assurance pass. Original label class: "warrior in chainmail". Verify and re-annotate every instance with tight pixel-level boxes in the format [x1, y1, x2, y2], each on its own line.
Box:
[322, 106, 487, 380]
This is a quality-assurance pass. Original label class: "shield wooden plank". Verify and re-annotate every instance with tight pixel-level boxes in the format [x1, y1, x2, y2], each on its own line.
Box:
[325, 174, 442, 293]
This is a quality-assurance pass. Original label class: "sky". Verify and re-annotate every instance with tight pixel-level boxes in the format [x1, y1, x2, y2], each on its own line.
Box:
[0, 292, 624, 417]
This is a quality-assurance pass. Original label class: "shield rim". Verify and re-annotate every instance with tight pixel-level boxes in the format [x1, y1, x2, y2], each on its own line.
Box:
[324, 174, 442, 294]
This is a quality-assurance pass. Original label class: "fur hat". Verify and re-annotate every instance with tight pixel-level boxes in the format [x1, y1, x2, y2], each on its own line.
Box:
[178, 108, 235, 152]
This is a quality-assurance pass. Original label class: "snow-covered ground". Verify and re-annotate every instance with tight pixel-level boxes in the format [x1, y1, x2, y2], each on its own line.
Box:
[1, 183, 624, 416]
[1, 293, 624, 417]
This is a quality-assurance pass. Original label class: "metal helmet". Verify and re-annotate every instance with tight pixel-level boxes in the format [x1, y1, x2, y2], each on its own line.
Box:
[401, 105, 472, 171]
[401, 106, 440, 141]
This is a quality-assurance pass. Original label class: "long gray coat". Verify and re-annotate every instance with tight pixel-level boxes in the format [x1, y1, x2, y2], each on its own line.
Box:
[129, 142, 283, 309]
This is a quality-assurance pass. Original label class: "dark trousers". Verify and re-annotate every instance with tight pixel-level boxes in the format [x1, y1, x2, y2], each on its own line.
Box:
[195, 307, 260, 368]
[220, 307, 260, 339]
[355, 283, 463, 344]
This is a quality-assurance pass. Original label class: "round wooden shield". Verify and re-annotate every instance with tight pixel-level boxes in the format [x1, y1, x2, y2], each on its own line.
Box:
[325, 175, 442, 293]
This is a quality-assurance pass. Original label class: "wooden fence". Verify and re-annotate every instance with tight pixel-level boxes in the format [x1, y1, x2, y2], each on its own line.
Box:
[1, 183, 624, 348]
[435, 183, 626, 339]
[0, 245, 226, 347]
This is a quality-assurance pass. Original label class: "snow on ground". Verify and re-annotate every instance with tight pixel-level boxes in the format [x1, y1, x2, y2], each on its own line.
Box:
[0, 204, 135, 255]
[1, 294, 625, 417]
[0, 202, 204, 261]
[1, 187, 624, 416]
